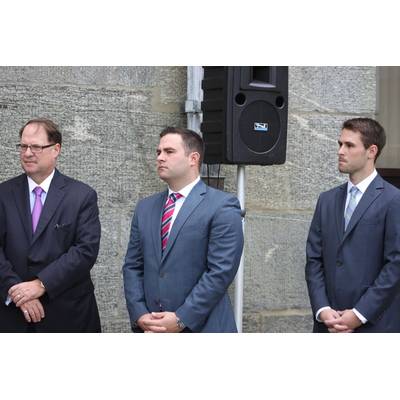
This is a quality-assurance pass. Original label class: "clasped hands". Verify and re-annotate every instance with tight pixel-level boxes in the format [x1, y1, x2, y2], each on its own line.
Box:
[137, 312, 183, 333]
[8, 279, 46, 323]
[320, 308, 362, 333]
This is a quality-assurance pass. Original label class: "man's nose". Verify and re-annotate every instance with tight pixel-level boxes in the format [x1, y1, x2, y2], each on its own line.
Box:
[24, 146, 34, 156]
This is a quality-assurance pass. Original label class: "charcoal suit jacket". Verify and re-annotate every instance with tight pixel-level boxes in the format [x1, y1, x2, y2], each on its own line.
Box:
[306, 174, 400, 332]
[0, 169, 101, 332]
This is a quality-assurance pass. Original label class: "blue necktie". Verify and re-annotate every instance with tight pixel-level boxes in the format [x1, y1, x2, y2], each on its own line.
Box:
[344, 186, 359, 230]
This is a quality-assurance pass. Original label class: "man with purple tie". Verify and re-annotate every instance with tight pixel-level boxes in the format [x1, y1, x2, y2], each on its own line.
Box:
[123, 127, 244, 332]
[0, 118, 101, 332]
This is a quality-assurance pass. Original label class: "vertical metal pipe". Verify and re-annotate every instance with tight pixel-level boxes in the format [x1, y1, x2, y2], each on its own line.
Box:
[234, 164, 245, 332]
[186, 66, 203, 133]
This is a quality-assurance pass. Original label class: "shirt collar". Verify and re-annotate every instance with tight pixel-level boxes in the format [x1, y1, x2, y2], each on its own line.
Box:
[347, 169, 377, 195]
[168, 176, 201, 199]
[27, 169, 55, 194]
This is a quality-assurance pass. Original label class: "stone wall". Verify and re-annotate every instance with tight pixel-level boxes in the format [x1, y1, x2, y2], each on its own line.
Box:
[0, 66, 377, 332]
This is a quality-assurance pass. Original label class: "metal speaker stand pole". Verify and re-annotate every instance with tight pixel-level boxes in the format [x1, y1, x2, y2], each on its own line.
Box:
[234, 164, 246, 332]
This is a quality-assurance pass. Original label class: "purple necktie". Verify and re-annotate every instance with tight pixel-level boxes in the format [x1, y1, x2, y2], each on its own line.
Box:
[32, 186, 44, 233]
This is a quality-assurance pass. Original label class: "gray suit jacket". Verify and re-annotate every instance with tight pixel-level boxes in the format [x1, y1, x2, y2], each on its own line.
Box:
[306, 174, 400, 332]
[123, 180, 244, 332]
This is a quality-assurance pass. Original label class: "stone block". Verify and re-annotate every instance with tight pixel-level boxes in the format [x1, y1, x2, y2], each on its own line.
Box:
[289, 66, 376, 114]
[101, 319, 131, 333]
[243, 212, 312, 312]
[264, 313, 314, 333]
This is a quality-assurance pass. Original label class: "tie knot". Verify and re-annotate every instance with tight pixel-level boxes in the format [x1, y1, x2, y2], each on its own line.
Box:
[350, 186, 359, 196]
[170, 192, 183, 202]
[33, 186, 43, 196]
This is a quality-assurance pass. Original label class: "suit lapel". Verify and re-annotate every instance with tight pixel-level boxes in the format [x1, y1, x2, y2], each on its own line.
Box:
[12, 174, 32, 240]
[31, 170, 66, 246]
[335, 183, 347, 241]
[342, 175, 384, 242]
[152, 190, 168, 264]
[161, 180, 206, 262]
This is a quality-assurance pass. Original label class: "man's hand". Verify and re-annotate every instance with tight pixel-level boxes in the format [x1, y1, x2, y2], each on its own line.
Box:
[320, 308, 353, 333]
[330, 309, 362, 332]
[19, 299, 45, 323]
[140, 312, 182, 333]
[136, 313, 165, 332]
[323, 309, 361, 333]
[9, 279, 46, 307]
[319, 308, 340, 328]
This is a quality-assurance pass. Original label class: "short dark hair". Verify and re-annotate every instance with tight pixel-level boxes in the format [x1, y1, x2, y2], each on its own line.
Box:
[342, 118, 386, 161]
[19, 118, 62, 145]
[160, 127, 204, 168]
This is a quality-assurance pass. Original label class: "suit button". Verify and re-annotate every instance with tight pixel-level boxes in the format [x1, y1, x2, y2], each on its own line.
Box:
[337, 261, 343, 267]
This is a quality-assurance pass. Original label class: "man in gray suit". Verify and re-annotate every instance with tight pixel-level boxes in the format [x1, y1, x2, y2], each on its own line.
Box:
[123, 127, 243, 332]
[306, 118, 400, 333]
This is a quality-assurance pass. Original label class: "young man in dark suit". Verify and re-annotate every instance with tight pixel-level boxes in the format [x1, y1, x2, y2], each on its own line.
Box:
[306, 118, 400, 332]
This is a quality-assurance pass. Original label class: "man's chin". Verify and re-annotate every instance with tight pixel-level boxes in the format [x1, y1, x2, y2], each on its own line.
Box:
[158, 172, 169, 182]
[22, 165, 35, 174]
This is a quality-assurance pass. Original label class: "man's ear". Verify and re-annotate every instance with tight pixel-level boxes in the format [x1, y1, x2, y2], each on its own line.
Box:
[53, 143, 61, 158]
[368, 144, 378, 160]
[190, 151, 200, 167]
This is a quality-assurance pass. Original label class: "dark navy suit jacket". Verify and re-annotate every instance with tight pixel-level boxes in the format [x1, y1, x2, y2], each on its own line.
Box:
[0, 169, 101, 332]
[306, 174, 400, 332]
[123, 180, 244, 332]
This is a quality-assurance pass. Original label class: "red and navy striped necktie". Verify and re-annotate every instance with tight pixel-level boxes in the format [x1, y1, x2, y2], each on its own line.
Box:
[161, 192, 183, 252]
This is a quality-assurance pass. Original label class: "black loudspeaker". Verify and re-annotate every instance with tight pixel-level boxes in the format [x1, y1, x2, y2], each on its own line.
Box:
[201, 66, 288, 165]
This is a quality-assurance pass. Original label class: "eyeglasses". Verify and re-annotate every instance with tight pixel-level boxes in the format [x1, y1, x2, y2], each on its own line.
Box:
[16, 143, 56, 154]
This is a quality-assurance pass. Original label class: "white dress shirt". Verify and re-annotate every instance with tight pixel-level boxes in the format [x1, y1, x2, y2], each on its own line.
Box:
[27, 169, 55, 211]
[166, 176, 201, 235]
